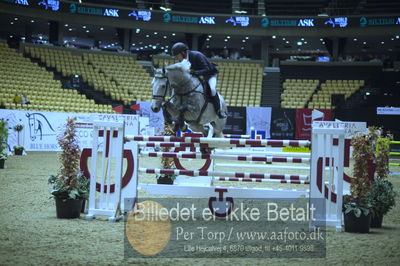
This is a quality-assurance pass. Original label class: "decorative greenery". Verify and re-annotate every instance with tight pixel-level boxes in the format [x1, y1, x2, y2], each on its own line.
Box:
[48, 117, 89, 200]
[157, 123, 176, 182]
[13, 145, 24, 151]
[375, 135, 392, 179]
[13, 123, 24, 147]
[366, 177, 397, 217]
[344, 129, 376, 217]
[0, 119, 9, 160]
[13, 124, 24, 132]
[350, 130, 375, 200]
[0, 153, 8, 160]
[343, 201, 371, 218]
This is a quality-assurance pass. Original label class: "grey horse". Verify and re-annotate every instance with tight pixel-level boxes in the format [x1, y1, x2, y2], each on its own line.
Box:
[151, 60, 227, 138]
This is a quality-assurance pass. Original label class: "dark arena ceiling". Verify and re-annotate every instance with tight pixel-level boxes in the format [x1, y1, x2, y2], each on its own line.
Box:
[0, 0, 399, 57]
[81, 0, 400, 16]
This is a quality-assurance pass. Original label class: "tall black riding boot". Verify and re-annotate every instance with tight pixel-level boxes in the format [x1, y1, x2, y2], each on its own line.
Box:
[212, 94, 227, 119]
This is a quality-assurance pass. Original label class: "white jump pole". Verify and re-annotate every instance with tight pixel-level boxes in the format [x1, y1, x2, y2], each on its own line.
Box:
[85, 121, 125, 222]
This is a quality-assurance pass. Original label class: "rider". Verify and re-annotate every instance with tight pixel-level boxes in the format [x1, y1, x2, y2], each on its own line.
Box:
[171, 42, 227, 119]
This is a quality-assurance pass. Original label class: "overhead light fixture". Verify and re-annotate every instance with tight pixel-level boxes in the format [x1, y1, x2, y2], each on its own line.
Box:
[163, 36, 167, 39]
[272, 35, 276, 39]
[234, 10, 247, 14]
[82, 25, 86, 29]
[64, 24, 68, 27]
[297, 41, 302, 46]
[30, 20, 35, 23]
[14, 17, 18, 21]
[136, 28, 140, 33]
[318, 13, 329, 17]
[160, 6, 171, 12]
[172, 33, 176, 36]
[154, 32, 158, 35]
[100, 27, 104, 31]
[353, 38, 357, 41]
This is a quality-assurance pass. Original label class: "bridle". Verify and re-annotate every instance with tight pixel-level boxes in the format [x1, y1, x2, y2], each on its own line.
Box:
[152, 67, 169, 100]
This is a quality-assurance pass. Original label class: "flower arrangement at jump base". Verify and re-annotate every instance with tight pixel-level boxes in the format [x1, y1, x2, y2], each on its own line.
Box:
[13, 123, 24, 155]
[156, 123, 176, 184]
[48, 117, 89, 219]
[0, 119, 9, 169]
[343, 128, 375, 233]
[344, 127, 397, 232]
[366, 130, 396, 228]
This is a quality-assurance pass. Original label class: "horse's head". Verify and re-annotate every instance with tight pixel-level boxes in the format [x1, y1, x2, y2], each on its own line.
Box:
[26, 113, 36, 141]
[165, 59, 192, 91]
[151, 67, 168, 113]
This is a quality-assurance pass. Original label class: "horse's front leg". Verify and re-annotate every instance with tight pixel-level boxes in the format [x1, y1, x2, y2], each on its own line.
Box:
[204, 123, 214, 138]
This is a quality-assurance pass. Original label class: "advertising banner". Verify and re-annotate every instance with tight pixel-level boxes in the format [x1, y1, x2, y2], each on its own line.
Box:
[246, 107, 271, 138]
[270, 108, 296, 139]
[224, 106, 247, 135]
[295, 109, 332, 140]
[0, 110, 142, 152]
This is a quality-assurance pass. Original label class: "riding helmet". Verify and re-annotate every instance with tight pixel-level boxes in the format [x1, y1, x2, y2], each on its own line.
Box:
[171, 42, 188, 56]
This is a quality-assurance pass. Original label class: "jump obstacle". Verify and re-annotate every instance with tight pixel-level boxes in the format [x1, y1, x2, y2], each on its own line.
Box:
[82, 119, 347, 231]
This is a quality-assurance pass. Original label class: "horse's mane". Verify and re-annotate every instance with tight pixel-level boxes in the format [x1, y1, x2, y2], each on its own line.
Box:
[166, 59, 191, 73]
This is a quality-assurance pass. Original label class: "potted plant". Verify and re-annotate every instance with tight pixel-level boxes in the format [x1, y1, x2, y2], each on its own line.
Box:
[48, 117, 89, 218]
[366, 177, 396, 228]
[0, 119, 9, 169]
[13, 124, 24, 155]
[343, 130, 375, 233]
[366, 133, 396, 227]
[13, 145, 24, 156]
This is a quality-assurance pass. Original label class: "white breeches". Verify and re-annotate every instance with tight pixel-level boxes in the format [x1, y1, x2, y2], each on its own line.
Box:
[208, 75, 217, 96]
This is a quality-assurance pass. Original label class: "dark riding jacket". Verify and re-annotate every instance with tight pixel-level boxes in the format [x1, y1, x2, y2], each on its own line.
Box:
[188, 51, 218, 81]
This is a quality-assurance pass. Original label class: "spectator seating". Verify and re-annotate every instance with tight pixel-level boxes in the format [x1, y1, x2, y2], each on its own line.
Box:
[281, 79, 318, 108]
[308, 79, 364, 109]
[216, 61, 263, 107]
[0, 42, 113, 113]
[83, 53, 152, 103]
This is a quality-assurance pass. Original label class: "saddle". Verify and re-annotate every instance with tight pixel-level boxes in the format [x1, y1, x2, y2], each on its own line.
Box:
[193, 75, 212, 100]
